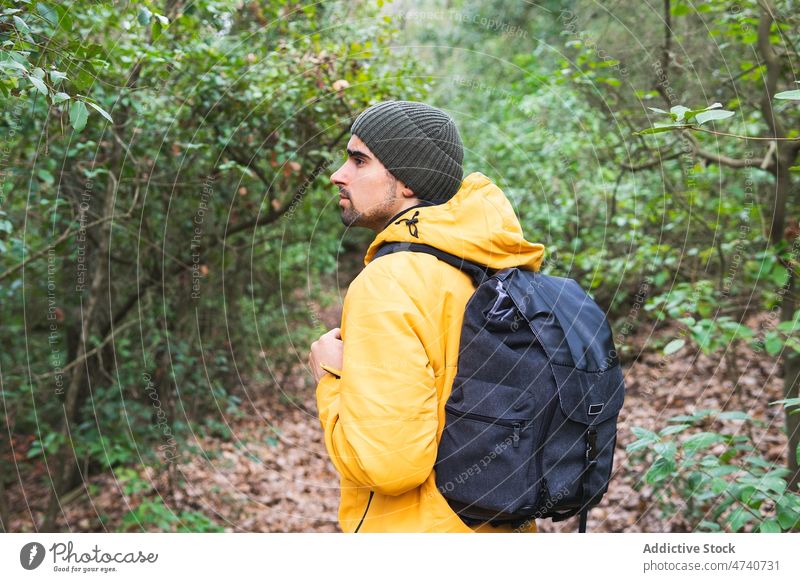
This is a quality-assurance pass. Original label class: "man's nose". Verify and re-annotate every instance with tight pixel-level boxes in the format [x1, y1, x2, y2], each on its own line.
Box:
[330, 162, 347, 186]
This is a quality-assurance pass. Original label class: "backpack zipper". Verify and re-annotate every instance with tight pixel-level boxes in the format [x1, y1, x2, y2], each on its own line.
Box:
[354, 490, 374, 533]
[444, 405, 527, 427]
[445, 405, 529, 449]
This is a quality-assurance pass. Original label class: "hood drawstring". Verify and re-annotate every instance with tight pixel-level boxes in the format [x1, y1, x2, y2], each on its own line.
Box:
[395, 210, 420, 238]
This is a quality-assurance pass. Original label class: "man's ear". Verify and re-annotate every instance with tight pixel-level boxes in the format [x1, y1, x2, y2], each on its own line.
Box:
[399, 180, 416, 199]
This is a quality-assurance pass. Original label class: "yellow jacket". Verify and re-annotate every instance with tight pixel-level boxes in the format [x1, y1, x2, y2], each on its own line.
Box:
[316, 172, 545, 532]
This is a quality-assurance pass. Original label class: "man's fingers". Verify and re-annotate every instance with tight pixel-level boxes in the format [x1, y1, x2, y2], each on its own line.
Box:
[322, 327, 342, 340]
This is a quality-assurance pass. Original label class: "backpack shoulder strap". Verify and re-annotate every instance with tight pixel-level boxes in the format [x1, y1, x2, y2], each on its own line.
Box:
[373, 242, 494, 287]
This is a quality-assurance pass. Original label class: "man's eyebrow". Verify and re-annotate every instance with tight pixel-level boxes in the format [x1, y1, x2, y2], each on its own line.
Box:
[346, 148, 371, 159]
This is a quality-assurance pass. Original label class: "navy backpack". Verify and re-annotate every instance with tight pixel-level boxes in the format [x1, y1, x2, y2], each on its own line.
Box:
[373, 242, 625, 532]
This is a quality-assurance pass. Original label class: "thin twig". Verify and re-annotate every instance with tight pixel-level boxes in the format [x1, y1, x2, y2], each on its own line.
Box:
[0, 216, 113, 283]
[688, 126, 800, 142]
[34, 319, 138, 381]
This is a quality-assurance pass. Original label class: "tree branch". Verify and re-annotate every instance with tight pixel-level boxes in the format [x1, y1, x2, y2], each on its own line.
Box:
[34, 319, 138, 381]
[224, 126, 349, 237]
[225, 143, 275, 199]
[621, 150, 682, 171]
[0, 216, 113, 283]
[685, 133, 775, 171]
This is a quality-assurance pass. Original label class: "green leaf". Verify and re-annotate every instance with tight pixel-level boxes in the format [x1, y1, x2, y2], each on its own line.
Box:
[631, 426, 660, 443]
[645, 456, 675, 484]
[686, 470, 708, 493]
[52, 92, 70, 103]
[775, 89, 800, 100]
[36, 168, 54, 185]
[670, 105, 691, 122]
[36, 3, 58, 27]
[635, 123, 682, 135]
[743, 455, 773, 469]
[756, 476, 787, 495]
[659, 423, 691, 436]
[771, 397, 800, 410]
[49, 70, 67, 83]
[687, 103, 725, 121]
[711, 496, 737, 521]
[684, 431, 725, 451]
[671, 3, 691, 16]
[728, 507, 755, 532]
[654, 441, 677, 461]
[648, 107, 669, 114]
[710, 477, 729, 494]
[765, 334, 783, 356]
[151, 19, 162, 41]
[707, 465, 739, 477]
[698, 520, 722, 532]
[53, 4, 72, 32]
[694, 109, 735, 125]
[670, 414, 702, 423]
[626, 439, 652, 453]
[138, 7, 151, 25]
[758, 518, 781, 533]
[764, 467, 790, 479]
[700, 454, 721, 468]
[12, 15, 29, 33]
[0, 60, 27, 72]
[69, 101, 89, 132]
[777, 499, 800, 529]
[633, 125, 675, 135]
[663, 338, 685, 355]
[86, 101, 113, 123]
[28, 75, 47, 95]
[717, 411, 751, 421]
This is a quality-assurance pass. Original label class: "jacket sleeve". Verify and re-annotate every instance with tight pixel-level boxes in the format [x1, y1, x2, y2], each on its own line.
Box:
[315, 257, 439, 496]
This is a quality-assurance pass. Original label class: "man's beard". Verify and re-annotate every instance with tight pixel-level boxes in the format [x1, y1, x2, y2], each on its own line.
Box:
[340, 177, 398, 229]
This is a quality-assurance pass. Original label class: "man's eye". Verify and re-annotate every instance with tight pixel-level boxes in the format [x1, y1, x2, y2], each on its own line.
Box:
[354, 157, 365, 166]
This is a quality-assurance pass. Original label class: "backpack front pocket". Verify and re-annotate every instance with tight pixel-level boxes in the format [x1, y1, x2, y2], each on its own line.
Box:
[435, 380, 542, 521]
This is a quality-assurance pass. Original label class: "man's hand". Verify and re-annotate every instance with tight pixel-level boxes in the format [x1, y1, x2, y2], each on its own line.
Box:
[309, 327, 343, 383]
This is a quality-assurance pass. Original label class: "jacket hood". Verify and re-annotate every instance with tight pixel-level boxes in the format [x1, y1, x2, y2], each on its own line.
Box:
[364, 172, 545, 270]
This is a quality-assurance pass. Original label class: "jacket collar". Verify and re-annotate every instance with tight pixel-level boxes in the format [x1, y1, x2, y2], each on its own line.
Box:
[381, 199, 437, 231]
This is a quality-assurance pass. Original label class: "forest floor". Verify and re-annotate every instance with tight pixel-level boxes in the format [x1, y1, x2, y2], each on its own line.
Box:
[6, 306, 789, 533]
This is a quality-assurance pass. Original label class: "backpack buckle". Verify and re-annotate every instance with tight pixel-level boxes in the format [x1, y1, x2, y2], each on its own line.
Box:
[585, 428, 598, 466]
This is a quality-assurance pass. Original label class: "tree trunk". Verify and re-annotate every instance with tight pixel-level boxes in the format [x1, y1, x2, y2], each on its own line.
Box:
[41, 171, 116, 531]
[774, 145, 800, 491]
[782, 269, 799, 490]
[758, 2, 800, 488]
[0, 462, 9, 532]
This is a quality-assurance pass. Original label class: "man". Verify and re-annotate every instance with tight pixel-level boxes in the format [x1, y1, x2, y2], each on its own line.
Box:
[309, 100, 544, 532]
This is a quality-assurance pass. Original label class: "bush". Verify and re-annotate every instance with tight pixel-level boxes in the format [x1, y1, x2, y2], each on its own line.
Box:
[627, 402, 800, 532]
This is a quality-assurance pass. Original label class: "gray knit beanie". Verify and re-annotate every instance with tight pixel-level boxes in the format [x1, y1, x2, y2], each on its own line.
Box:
[350, 100, 464, 204]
